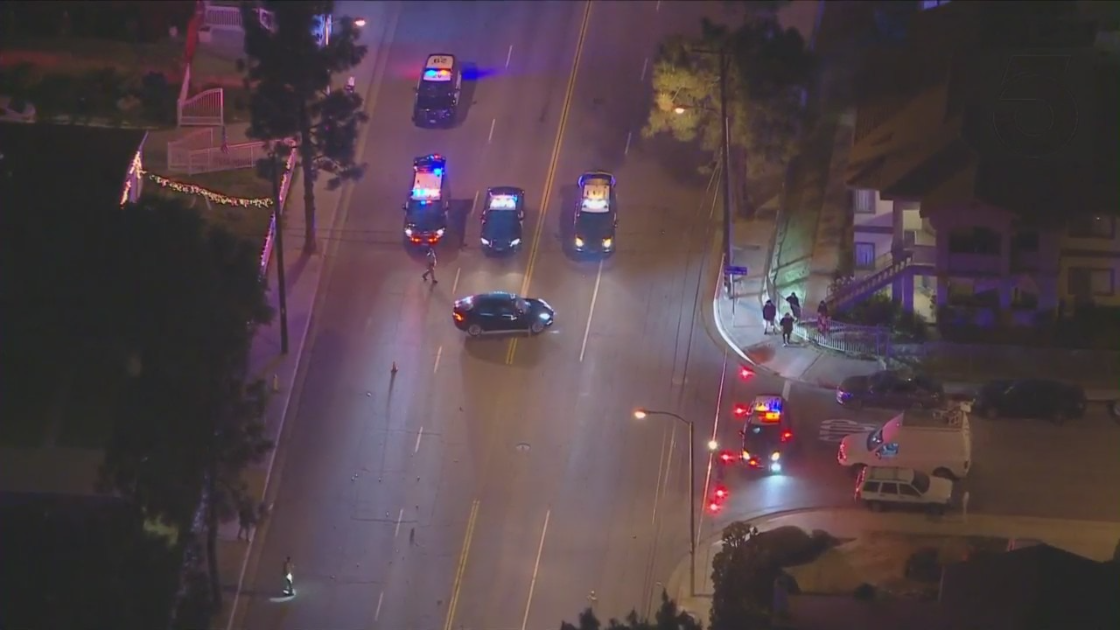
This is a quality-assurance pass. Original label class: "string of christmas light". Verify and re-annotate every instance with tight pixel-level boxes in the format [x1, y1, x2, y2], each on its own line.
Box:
[142, 170, 275, 208]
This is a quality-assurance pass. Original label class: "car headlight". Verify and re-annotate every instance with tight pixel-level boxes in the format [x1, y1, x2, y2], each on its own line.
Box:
[770, 452, 781, 462]
[741, 450, 750, 460]
[539, 311, 551, 320]
[574, 237, 585, 248]
[435, 228, 445, 237]
[510, 238, 521, 247]
[602, 238, 613, 248]
[770, 462, 782, 473]
[480, 237, 491, 246]
[404, 227, 413, 236]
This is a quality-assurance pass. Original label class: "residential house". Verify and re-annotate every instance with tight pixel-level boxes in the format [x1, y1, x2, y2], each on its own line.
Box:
[779, 544, 1120, 630]
[835, 1, 1119, 325]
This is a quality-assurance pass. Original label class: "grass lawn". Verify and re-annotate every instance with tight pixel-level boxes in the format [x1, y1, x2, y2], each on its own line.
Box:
[786, 532, 1008, 598]
[2, 37, 184, 77]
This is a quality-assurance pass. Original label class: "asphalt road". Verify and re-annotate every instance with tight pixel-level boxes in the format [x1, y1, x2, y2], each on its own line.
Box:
[237, 2, 1120, 629]
[240, 2, 744, 629]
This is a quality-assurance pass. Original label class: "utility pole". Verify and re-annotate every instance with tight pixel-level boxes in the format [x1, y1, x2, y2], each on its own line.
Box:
[270, 153, 291, 354]
[717, 47, 734, 292]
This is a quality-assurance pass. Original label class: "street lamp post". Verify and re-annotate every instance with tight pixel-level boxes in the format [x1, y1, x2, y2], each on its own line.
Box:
[633, 409, 715, 596]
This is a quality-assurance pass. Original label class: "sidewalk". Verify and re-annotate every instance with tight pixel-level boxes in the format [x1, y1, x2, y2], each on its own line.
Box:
[211, 3, 400, 628]
[716, 216, 883, 389]
[665, 507, 1120, 622]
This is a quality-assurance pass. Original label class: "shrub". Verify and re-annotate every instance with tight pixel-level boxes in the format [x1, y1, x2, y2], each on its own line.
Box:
[837, 294, 929, 342]
[904, 547, 942, 582]
[29, 73, 80, 116]
[758, 526, 823, 567]
[853, 583, 877, 600]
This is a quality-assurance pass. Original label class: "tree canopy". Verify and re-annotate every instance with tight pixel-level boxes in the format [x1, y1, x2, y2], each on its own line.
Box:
[241, 0, 368, 252]
[560, 591, 703, 630]
[644, 16, 814, 180]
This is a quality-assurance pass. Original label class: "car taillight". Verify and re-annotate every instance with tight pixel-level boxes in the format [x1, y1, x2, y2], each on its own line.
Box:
[718, 451, 736, 464]
[732, 403, 748, 419]
[739, 366, 754, 380]
[453, 312, 464, 322]
[780, 430, 793, 442]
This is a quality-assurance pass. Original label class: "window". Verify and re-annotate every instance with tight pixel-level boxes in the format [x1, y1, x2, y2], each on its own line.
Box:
[853, 189, 876, 214]
[899, 485, 921, 497]
[1068, 215, 1116, 239]
[863, 482, 881, 493]
[948, 227, 1001, 254]
[880, 483, 899, 496]
[854, 242, 876, 269]
[1068, 268, 1115, 297]
[1012, 230, 1039, 252]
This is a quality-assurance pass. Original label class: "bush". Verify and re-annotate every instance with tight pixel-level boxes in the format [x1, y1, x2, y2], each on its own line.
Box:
[853, 583, 877, 600]
[904, 547, 942, 582]
[29, 73, 80, 116]
[758, 526, 825, 567]
[837, 294, 929, 342]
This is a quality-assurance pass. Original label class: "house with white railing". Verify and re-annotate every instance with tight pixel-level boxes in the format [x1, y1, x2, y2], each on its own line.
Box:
[833, 1, 1119, 326]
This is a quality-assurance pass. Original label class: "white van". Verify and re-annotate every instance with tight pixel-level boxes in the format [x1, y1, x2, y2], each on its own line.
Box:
[837, 404, 971, 479]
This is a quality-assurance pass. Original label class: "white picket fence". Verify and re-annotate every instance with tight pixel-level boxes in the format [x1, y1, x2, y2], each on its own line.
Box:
[167, 127, 270, 175]
[202, 2, 276, 33]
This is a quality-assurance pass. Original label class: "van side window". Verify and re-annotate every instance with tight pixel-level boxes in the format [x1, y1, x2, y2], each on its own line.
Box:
[880, 483, 899, 495]
[900, 484, 921, 497]
[863, 481, 881, 493]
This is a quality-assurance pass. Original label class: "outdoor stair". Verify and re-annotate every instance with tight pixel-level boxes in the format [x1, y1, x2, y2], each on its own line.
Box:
[827, 253, 915, 311]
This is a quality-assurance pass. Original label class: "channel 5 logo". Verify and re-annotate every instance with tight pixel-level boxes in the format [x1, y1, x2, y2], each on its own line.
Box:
[963, 48, 1096, 161]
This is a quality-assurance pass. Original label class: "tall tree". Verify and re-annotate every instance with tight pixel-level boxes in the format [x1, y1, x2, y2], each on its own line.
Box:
[240, 1, 368, 253]
[644, 16, 814, 213]
[559, 591, 703, 630]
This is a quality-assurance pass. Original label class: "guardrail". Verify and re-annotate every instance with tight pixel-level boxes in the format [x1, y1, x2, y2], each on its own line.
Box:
[794, 320, 893, 358]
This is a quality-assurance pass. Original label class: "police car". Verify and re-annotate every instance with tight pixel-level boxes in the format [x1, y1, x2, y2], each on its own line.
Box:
[403, 154, 449, 246]
[736, 395, 795, 474]
[573, 171, 617, 254]
[480, 187, 525, 253]
[413, 54, 461, 128]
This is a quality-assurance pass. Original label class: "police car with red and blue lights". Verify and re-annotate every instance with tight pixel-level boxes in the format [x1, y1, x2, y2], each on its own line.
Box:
[573, 171, 617, 254]
[413, 54, 461, 128]
[403, 154, 449, 246]
[735, 395, 795, 474]
[480, 187, 525, 254]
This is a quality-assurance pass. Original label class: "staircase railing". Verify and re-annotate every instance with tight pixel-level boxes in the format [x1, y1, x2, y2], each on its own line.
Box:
[828, 252, 914, 310]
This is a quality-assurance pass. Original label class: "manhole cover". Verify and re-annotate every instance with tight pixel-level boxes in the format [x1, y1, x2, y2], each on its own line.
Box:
[515, 442, 531, 452]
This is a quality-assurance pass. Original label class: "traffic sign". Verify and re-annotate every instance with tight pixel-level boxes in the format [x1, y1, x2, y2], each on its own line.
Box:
[724, 265, 749, 276]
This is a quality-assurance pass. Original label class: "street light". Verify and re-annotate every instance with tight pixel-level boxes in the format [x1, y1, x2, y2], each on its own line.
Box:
[673, 106, 686, 115]
[632, 408, 717, 596]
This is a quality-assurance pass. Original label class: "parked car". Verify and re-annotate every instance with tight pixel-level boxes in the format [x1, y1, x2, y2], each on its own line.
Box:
[854, 466, 952, 515]
[836, 370, 944, 409]
[973, 379, 1086, 424]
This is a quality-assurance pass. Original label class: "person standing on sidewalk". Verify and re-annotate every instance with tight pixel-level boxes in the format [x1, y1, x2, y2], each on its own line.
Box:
[762, 299, 777, 335]
[780, 312, 795, 346]
[282, 556, 295, 596]
[421, 246, 438, 283]
[786, 292, 801, 320]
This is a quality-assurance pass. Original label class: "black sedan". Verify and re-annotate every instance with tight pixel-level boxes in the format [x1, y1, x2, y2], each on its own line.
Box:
[973, 379, 1086, 423]
[836, 370, 943, 409]
[452, 292, 555, 337]
[480, 187, 525, 253]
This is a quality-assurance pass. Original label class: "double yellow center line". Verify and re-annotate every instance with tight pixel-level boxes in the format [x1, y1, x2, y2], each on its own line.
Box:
[442, 499, 480, 630]
[505, 1, 594, 366]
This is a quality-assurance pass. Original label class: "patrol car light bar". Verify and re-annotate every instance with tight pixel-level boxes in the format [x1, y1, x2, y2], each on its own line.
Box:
[582, 198, 608, 210]
[412, 187, 441, 199]
[489, 195, 518, 210]
[423, 69, 452, 82]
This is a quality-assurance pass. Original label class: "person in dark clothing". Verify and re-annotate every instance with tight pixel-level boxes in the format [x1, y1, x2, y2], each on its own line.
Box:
[780, 312, 795, 345]
[762, 299, 777, 334]
[786, 293, 801, 319]
[237, 500, 258, 541]
[422, 247, 438, 283]
[282, 557, 295, 596]
[817, 300, 831, 333]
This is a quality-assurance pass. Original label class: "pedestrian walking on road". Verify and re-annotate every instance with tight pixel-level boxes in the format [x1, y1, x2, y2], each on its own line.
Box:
[282, 556, 295, 596]
[762, 299, 777, 334]
[237, 499, 258, 541]
[421, 247, 438, 283]
[780, 312, 795, 346]
[786, 292, 801, 320]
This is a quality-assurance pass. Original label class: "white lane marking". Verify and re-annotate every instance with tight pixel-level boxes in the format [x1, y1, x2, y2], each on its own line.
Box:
[520, 509, 551, 630]
[782, 379, 792, 399]
[414, 426, 424, 453]
[698, 350, 729, 549]
[650, 424, 670, 526]
[451, 267, 461, 294]
[579, 261, 604, 362]
[640, 57, 648, 82]
[488, 118, 497, 144]
[624, 130, 633, 155]
[394, 508, 404, 537]
[505, 44, 514, 68]
[655, 0, 661, 12]
[473, 189, 480, 213]
[374, 591, 384, 621]
[433, 346, 443, 374]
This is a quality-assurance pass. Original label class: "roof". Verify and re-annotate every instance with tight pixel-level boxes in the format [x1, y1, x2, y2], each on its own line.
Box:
[0, 123, 147, 214]
[939, 544, 1119, 630]
[580, 181, 611, 213]
[847, 3, 1116, 225]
